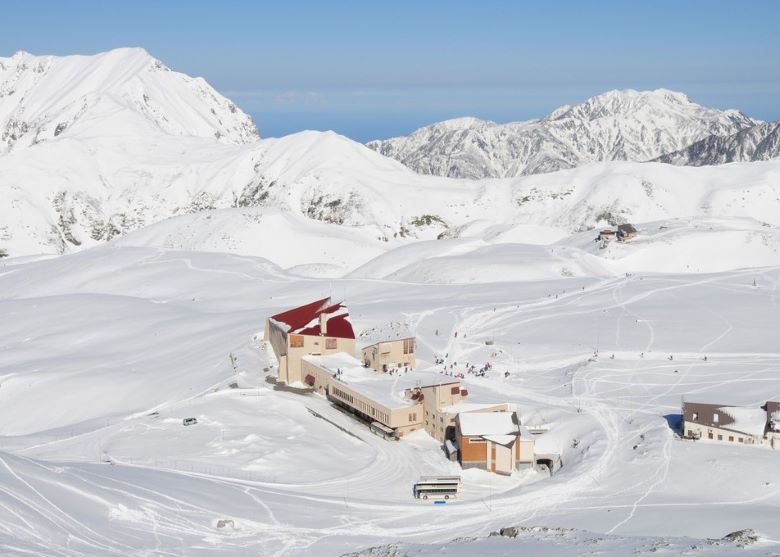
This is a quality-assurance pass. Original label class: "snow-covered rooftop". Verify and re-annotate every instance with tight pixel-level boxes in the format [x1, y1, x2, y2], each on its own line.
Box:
[483, 434, 516, 446]
[458, 411, 518, 437]
[304, 352, 458, 410]
[440, 402, 507, 414]
[719, 406, 767, 437]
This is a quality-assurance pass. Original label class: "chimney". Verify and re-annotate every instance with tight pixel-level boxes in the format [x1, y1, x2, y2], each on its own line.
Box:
[320, 312, 328, 335]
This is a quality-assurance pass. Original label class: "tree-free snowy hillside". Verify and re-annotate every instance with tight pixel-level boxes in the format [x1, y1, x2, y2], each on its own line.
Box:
[2, 245, 780, 555]
[0, 47, 258, 153]
[2, 50, 779, 274]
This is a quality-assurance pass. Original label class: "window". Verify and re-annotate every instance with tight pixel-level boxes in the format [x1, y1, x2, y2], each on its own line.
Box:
[451, 386, 460, 395]
[739, 437, 744, 443]
[409, 413, 417, 422]
[687, 430, 693, 437]
[717, 435, 723, 441]
[289, 334, 304, 348]
[729, 436, 734, 442]
[332, 387, 354, 404]
[708, 432, 713, 439]
[325, 338, 337, 350]
[403, 338, 415, 354]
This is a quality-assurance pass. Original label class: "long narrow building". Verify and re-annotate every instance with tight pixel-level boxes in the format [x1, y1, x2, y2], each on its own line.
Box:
[302, 352, 507, 441]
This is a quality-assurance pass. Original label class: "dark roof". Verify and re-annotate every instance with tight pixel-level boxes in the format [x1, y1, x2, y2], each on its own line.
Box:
[683, 401, 736, 429]
[618, 223, 638, 234]
[269, 297, 355, 339]
[766, 401, 780, 429]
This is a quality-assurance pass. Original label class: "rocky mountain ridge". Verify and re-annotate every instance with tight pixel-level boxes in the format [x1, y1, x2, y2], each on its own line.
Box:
[366, 89, 759, 179]
[2, 50, 780, 270]
[656, 120, 780, 166]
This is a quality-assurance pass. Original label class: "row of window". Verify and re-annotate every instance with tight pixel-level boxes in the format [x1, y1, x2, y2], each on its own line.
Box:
[289, 335, 338, 349]
[409, 412, 417, 423]
[688, 429, 747, 443]
[331, 386, 354, 404]
[332, 386, 390, 423]
[403, 338, 415, 355]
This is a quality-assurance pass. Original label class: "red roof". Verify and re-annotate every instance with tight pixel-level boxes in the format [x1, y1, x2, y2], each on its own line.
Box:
[269, 297, 355, 340]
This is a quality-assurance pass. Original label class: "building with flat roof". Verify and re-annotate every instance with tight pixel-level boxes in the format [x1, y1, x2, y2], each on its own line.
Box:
[456, 411, 535, 475]
[361, 337, 416, 372]
[264, 297, 356, 385]
[301, 352, 507, 442]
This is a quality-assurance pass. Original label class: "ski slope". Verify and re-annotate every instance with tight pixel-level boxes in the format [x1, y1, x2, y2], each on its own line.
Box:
[2, 245, 780, 555]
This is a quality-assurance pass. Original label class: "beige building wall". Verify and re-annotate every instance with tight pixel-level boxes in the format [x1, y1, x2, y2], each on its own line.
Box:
[413, 381, 508, 443]
[362, 338, 416, 372]
[683, 420, 761, 445]
[419, 382, 462, 442]
[301, 359, 423, 433]
[266, 317, 356, 385]
[286, 334, 355, 385]
[518, 437, 535, 465]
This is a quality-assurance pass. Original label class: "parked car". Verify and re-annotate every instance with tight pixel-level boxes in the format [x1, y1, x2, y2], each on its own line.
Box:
[182, 417, 198, 426]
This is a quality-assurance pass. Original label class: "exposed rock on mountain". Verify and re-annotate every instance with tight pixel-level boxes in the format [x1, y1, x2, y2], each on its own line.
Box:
[366, 89, 757, 179]
[656, 121, 780, 166]
[2, 50, 780, 269]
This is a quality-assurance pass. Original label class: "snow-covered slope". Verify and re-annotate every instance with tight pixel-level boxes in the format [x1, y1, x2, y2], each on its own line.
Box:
[656, 121, 780, 166]
[2, 50, 779, 280]
[112, 207, 390, 276]
[366, 89, 757, 179]
[2, 246, 780, 555]
[347, 527, 772, 557]
[567, 217, 780, 275]
[0, 47, 258, 153]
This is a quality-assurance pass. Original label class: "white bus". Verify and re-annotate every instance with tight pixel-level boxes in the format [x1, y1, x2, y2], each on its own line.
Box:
[413, 475, 462, 500]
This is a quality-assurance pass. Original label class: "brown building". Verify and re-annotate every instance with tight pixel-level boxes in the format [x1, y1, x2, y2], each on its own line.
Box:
[598, 229, 616, 242]
[682, 401, 766, 445]
[765, 401, 780, 449]
[361, 337, 417, 372]
[456, 411, 535, 475]
[617, 223, 638, 242]
[264, 297, 356, 385]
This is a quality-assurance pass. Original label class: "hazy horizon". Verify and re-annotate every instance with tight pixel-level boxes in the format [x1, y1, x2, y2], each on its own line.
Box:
[3, 0, 779, 142]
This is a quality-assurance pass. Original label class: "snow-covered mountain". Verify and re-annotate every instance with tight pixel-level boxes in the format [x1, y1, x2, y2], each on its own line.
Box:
[0, 48, 258, 154]
[2, 50, 780, 278]
[656, 121, 780, 166]
[366, 89, 758, 179]
[4, 49, 780, 557]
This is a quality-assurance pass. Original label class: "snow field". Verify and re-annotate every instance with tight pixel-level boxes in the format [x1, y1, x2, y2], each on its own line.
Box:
[1, 247, 780, 555]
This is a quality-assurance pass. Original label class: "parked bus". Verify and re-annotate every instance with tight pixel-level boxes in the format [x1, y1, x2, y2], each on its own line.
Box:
[413, 476, 462, 500]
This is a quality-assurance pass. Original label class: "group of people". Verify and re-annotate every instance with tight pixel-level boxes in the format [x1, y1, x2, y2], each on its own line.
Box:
[434, 357, 495, 379]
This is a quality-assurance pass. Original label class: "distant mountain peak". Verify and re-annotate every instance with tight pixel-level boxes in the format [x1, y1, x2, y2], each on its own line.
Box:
[367, 89, 758, 179]
[0, 47, 259, 154]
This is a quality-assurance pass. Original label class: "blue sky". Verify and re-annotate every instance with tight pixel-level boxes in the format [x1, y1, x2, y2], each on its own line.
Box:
[2, 0, 779, 142]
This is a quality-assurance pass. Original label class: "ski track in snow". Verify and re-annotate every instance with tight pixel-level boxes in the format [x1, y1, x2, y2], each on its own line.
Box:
[2, 257, 780, 555]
